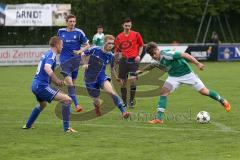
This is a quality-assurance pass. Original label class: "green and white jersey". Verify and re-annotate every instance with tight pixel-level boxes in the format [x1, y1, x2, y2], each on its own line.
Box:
[92, 33, 104, 47]
[157, 49, 192, 77]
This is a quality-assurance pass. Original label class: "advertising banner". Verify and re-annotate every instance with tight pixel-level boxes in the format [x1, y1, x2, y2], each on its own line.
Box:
[0, 46, 48, 66]
[0, 4, 71, 26]
[185, 45, 218, 61]
[218, 45, 240, 61]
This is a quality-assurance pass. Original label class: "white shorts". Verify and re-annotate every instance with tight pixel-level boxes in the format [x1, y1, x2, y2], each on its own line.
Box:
[165, 72, 205, 92]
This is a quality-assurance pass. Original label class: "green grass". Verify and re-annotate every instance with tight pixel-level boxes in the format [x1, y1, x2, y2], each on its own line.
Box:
[0, 62, 240, 160]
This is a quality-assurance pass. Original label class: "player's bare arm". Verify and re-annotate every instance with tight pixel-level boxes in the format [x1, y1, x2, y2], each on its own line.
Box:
[138, 46, 143, 57]
[136, 63, 156, 75]
[81, 53, 89, 69]
[181, 52, 205, 71]
[111, 64, 119, 81]
[135, 46, 143, 63]
[44, 64, 63, 86]
[73, 42, 90, 55]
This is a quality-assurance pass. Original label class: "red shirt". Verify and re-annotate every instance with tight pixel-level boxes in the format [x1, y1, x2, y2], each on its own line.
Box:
[115, 31, 144, 58]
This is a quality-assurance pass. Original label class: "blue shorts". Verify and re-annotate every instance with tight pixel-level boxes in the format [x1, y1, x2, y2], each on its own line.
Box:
[31, 80, 59, 103]
[60, 56, 81, 80]
[85, 75, 111, 98]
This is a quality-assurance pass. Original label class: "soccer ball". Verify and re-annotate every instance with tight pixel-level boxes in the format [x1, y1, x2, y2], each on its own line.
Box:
[196, 111, 210, 124]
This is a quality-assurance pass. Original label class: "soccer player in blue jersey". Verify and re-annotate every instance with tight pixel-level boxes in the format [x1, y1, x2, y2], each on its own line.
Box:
[81, 35, 129, 118]
[22, 36, 77, 132]
[57, 14, 90, 112]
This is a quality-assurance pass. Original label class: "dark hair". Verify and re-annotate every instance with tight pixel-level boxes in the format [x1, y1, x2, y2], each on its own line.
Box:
[97, 25, 103, 29]
[145, 42, 158, 56]
[122, 18, 132, 24]
[49, 36, 62, 47]
[66, 14, 76, 22]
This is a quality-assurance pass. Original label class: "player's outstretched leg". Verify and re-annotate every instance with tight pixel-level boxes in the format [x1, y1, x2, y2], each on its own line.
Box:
[149, 96, 166, 124]
[67, 85, 82, 112]
[55, 92, 77, 132]
[199, 87, 231, 112]
[111, 94, 129, 119]
[103, 80, 129, 119]
[149, 85, 171, 124]
[93, 98, 102, 117]
[23, 102, 47, 129]
[65, 76, 83, 112]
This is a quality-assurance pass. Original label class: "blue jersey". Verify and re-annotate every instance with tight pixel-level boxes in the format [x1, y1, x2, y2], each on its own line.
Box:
[57, 27, 89, 63]
[33, 50, 57, 86]
[84, 47, 114, 83]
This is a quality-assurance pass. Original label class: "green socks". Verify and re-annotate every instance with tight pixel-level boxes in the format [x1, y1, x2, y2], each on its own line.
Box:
[208, 90, 224, 104]
[157, 96, 167, 120]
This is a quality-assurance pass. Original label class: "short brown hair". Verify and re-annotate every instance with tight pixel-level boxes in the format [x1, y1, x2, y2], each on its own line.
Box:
[49, 36, 62, 47]
[97, 25, 103, 29]
[104, 35, 115, 43]
[146, 42, 158, 56]
[66, 14, 76, 22]
[122, 18, 132, 24]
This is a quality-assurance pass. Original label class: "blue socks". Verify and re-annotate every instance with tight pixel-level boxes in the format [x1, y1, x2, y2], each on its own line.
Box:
[26, 105, 42, 128]
[111, 94, 125, 113]
[68, 86, 79, 107]
[62, 104, 70, 131]
[26, 104, 71, 132]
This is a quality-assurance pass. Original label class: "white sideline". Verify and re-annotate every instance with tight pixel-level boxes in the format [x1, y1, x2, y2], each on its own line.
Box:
[82, 123, 239, 133]
[211, 122, 233, 132]
[2, 120, 239, 133]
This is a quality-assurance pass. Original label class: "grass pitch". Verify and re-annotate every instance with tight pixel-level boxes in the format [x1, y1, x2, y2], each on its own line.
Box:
[0, 62, 240, 160]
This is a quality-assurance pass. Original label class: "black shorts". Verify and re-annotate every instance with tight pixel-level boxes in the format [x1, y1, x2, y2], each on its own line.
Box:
[118, 57, 138, 79]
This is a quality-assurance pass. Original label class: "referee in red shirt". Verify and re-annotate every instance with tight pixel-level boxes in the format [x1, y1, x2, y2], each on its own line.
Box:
[114, 18, 144, 108]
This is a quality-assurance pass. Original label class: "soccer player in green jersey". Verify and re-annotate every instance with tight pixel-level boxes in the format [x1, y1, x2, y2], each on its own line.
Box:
[137, 42, 231, 124]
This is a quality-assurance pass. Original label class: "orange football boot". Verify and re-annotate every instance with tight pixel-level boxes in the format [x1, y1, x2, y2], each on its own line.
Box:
[148, 119, 164, 124]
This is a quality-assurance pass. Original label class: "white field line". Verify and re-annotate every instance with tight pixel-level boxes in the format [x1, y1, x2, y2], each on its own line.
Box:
[211, 121, 233, 132]
[82, 123, 240, 133]
[2, 120, 240, 133]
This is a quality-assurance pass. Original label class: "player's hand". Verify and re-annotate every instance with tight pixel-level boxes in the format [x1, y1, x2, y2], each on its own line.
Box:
[136, 70, 143, 75]
[82, 64, 89, 70]
[115, 77, 121, 82]
[197, 63, 205, 71]
[56, 79, 64, 86]
[114, 59, 120, 64]
[118, 79, 125, 85]
[134, 56, 141, 63]
[73, 50, 83, 55]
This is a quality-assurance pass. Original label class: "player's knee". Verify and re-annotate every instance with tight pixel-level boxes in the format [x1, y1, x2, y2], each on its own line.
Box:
[130, 76, 137, 84]
[120, 80, 127, 87]
[199, 87, 209, 96]
[160, 83, 172, 96]
[107, 90, 115, 96]
[63, 95, 72, 105]
[199, 90, 208, 96]
[160, 88, 170, 96]
[39, 102, 47, 110]
[94, 98, 101, 106]
[64, 77, 74, 86]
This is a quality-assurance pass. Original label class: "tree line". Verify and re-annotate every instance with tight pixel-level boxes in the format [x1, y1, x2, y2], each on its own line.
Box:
[0, 0, 239, 45]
